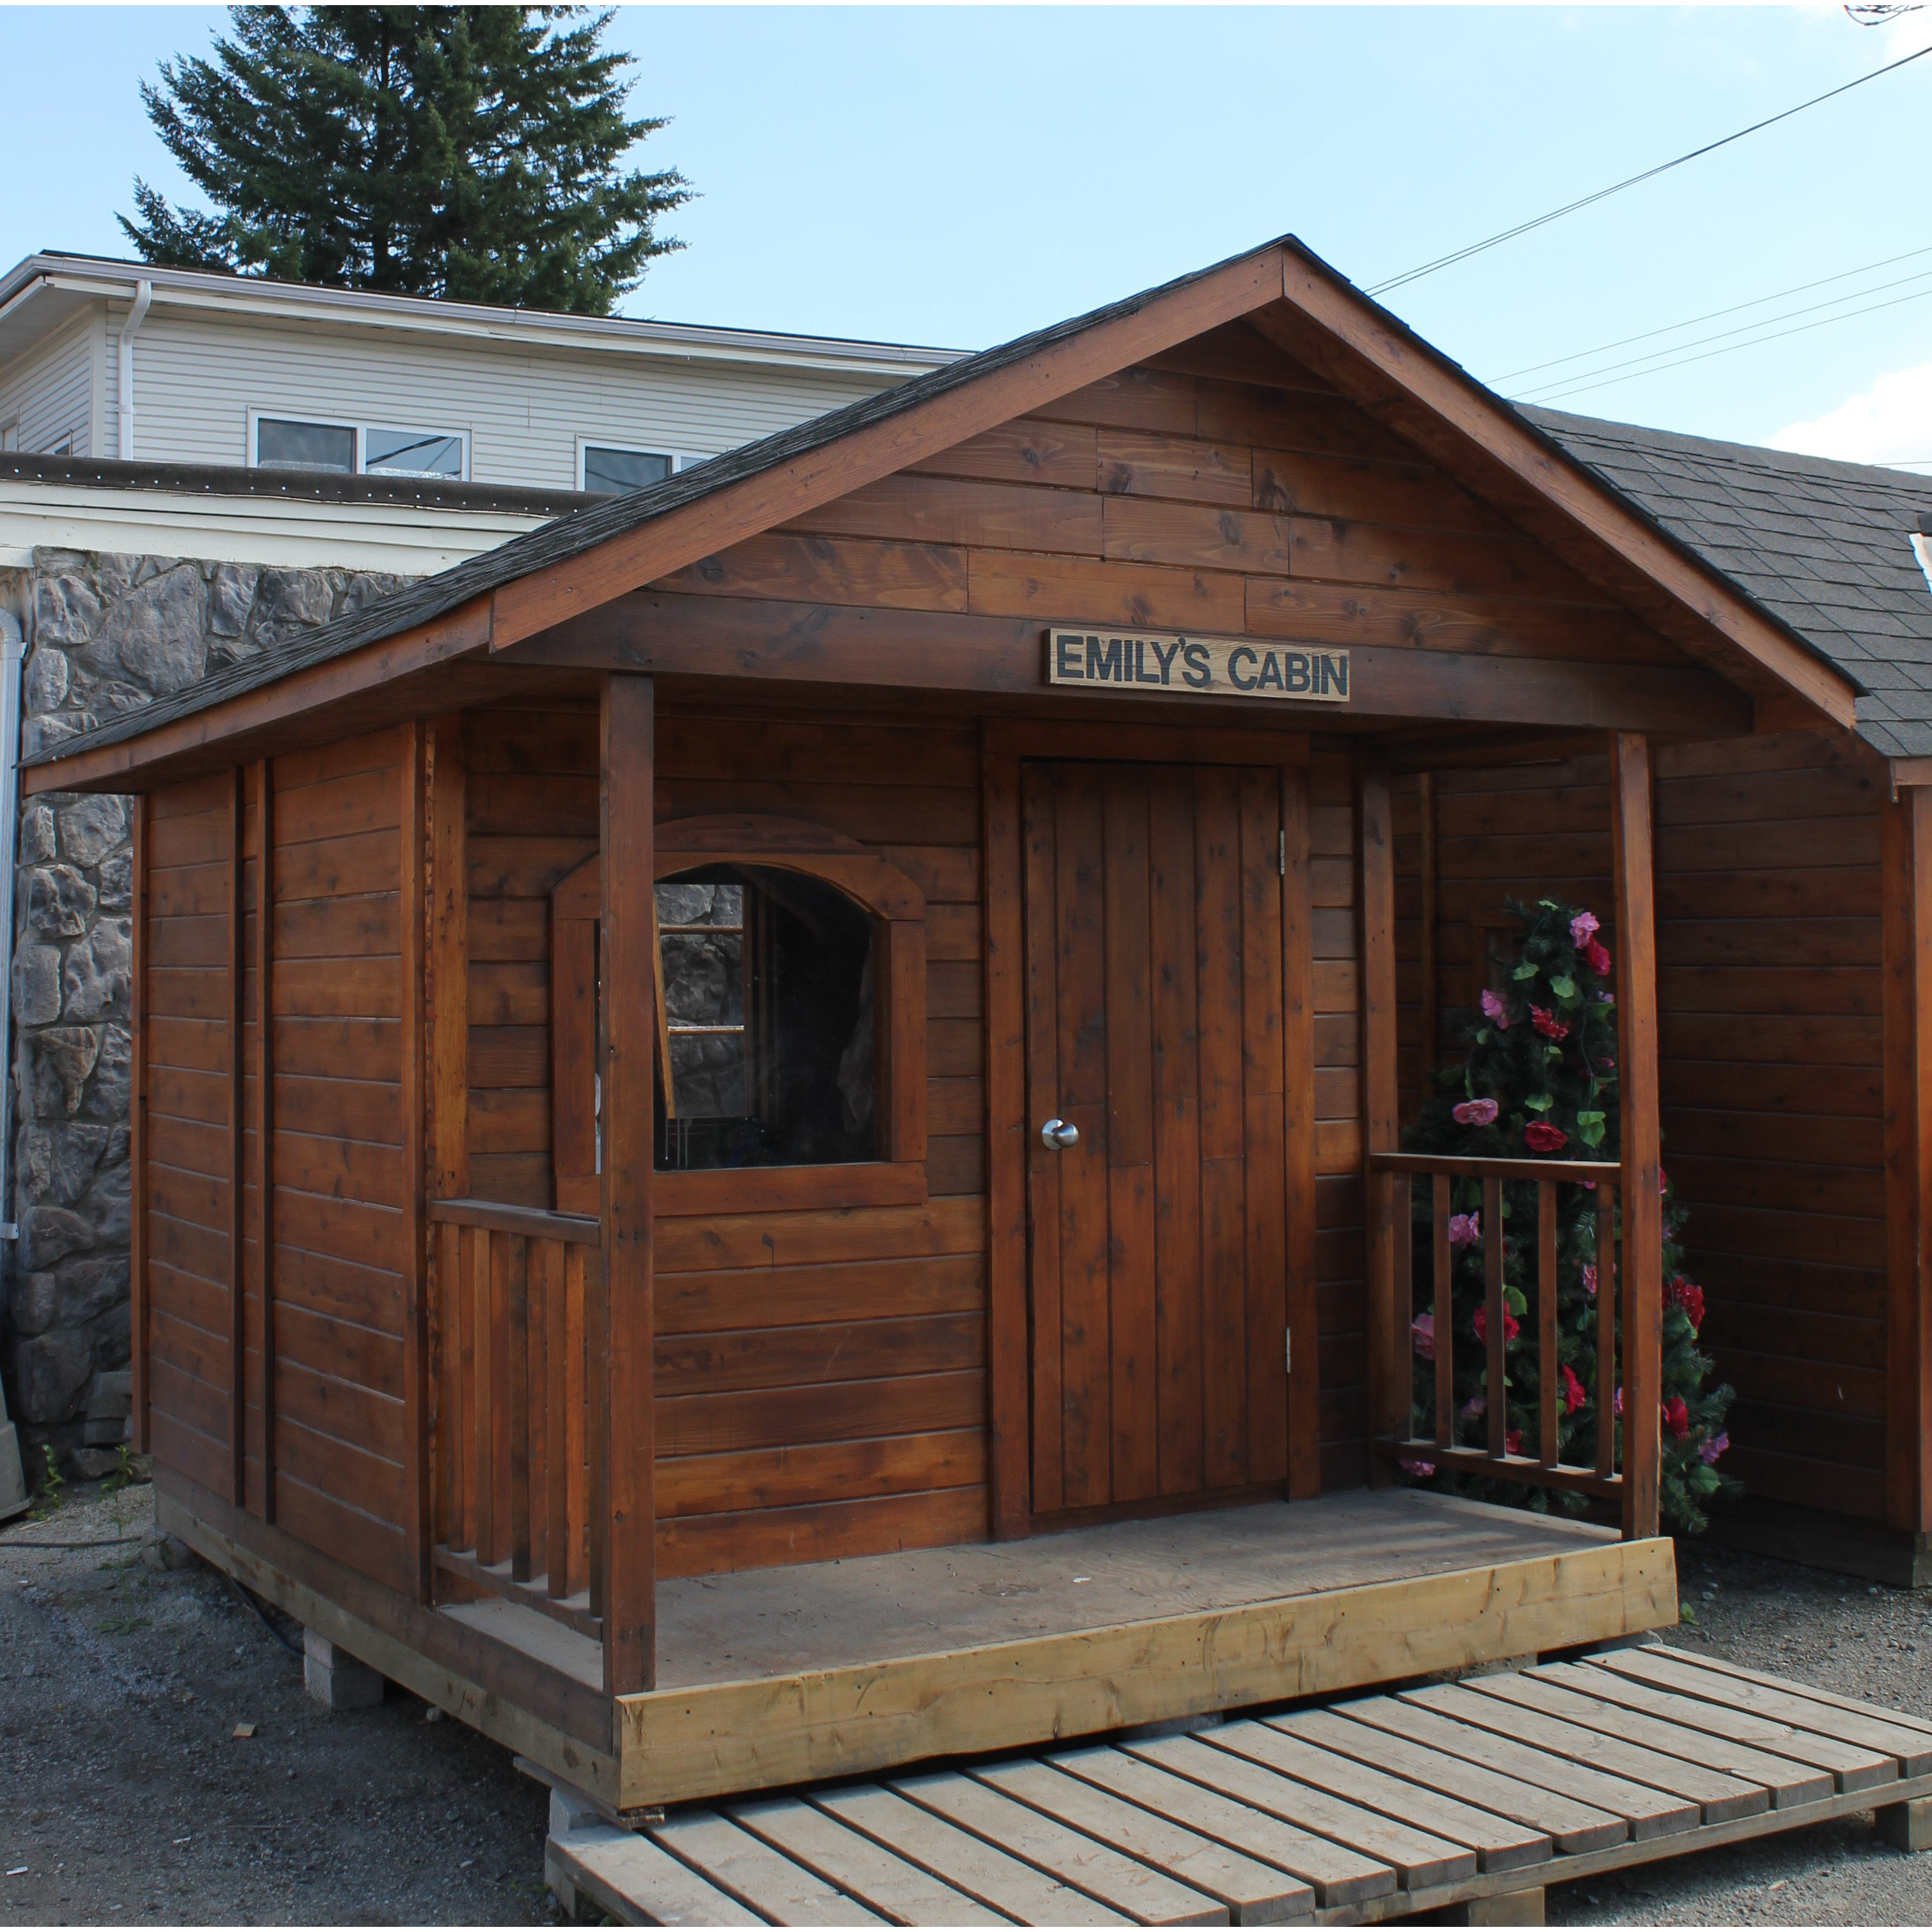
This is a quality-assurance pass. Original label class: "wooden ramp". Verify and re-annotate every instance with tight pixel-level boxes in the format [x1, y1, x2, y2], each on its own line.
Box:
[546, 1644, 1932, 1925]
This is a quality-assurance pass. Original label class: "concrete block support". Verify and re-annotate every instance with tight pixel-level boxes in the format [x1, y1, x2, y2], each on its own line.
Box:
[302, 1628, 383, 1711]
[1879, 1798, 1932, 1853]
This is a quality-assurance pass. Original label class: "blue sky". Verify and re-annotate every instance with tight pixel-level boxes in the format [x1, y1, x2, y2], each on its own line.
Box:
[4, 5, 1931, 464]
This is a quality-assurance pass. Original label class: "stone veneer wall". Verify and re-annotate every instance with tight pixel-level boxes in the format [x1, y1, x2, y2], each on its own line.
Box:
[0, 548, 409, 1473]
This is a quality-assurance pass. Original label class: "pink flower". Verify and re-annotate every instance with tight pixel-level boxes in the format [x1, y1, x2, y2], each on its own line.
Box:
[1453, 1097, 1500, 1127]
[1700, 1431, 1729, 1466]
[1570, 911, 1600, 948]
[1524, 1121, 1569, 1154]
[1480, 989, 1510, 1030]
[1581, 1262, 1598, 1298]
[1473, 1304, 1520, 1347]
[1412, 1312, 1435, 1362]
[1583, 938, 1613, 978]
[1504, 1428, 1525, 1458]
[1448, 1211, 1481, 1248]
[1660, 1170, 1669, 1196]
[1460, 1395, 1487, 1422]
[1612, 1386, 1625, 1417]
[1664, 1396, 1692, 1441]
[1561, 1363, 1588, 1414]
[1400, 1457, 1436, 1478]
[1665, 1276, 1705, 1331]
[1531, 1006, 1570, 1041]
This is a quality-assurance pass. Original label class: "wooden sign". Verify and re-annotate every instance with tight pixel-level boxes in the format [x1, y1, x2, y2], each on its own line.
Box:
[1046, 628, 1349, 704]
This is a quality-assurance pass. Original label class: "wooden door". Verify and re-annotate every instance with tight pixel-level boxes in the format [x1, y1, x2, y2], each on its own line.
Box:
[1022, 760, 1292, 1517]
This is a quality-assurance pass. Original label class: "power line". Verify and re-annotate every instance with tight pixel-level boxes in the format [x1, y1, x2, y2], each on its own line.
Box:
[1511, 263, 1932, 401]
[1490, 241, 1932, 385]
[1368, 43, 1932, 298]
[1529, 281, 1932, 405]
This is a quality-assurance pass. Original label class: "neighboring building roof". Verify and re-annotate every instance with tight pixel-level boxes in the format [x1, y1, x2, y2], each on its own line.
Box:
[1526, 407, 1932, 760]
[0, 252, 964, 380]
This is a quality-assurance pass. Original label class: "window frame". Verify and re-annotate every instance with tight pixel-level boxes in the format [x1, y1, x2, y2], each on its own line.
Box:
[247, 408, 471, 481]
[549, 815, 929, 1217]
[573, 437, 703, 493]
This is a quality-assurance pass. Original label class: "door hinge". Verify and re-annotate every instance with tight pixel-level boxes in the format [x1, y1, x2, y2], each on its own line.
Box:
[1284, 1325, 1292, 1375]
[1278, 828, 1287, 877]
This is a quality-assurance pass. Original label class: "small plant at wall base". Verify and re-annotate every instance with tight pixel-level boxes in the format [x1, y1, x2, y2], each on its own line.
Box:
[1398, 899, 1738, 1533]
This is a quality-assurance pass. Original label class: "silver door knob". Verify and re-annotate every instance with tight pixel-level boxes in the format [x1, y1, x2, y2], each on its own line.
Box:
[1040, 1118, 1079, 1151]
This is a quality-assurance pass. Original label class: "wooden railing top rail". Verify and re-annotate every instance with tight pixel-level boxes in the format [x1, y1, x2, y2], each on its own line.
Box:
[1370, 1152, 1619, 1186]
[429, 1197, 602, 1246]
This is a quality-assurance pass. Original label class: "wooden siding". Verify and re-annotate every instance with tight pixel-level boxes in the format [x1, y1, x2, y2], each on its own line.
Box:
[1394, 734, 1889, 1522]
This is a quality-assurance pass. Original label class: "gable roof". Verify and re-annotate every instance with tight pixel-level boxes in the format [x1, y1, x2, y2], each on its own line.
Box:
[23, 235, 1864, 787]
[1526, 407, 1932, 760]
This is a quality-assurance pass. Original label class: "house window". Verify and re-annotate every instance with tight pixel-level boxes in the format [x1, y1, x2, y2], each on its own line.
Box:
[656, 868, 876, 1171]
[1, 422, 20, 452]
[578, 443, 692, 494]
[253, 413, 467, 479]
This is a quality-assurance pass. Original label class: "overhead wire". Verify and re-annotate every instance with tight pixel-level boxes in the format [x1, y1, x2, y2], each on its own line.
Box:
[1368, 42, 1932, 297]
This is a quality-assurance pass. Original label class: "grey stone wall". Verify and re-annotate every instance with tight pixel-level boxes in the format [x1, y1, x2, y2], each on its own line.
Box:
[0, 548, 407, 1474]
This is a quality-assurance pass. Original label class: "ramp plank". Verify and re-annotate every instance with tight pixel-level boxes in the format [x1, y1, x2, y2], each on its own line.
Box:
[647, 1812, 884, 1925]
[1126, 1733, 1478, 1890]
[1210, 1720, 1550, 1873]
[1351, 1693, 1697, 1839]
[727, 1794, 1007, 1924]
[1655, 1646, 1932, 1740]
[1467, 1671, 1832, 1807]
[1050, 1745, 1396, 1908]
[892, 1770, 1228, 1925]
[1542, 1661, 1894, 1792]
[551, 1823, 763, 1927]
[1594, 1648, 1932, 1774]
[975, 1758, 1316, 1924]
[1273, 1708, 1627, 1853]
[816, 1784, 1131, 1926]
[1421, 1680, 1767, 1822]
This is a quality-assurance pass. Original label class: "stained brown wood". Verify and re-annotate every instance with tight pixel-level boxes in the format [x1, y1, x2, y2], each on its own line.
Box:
[601, 673, 657, 1692]
[132, 792, 151, 1454]
[1358, 755, 1402, 1460]
[399, 725, 431, 1599]
[252, 761, 276, 1522]
[227, 768, 246, 1507]
[429, 717, 469, 1200]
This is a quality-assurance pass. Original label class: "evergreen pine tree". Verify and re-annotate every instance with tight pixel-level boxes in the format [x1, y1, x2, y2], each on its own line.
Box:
[1402, 898, 1738, 1531]
[121, 6, 692, 315]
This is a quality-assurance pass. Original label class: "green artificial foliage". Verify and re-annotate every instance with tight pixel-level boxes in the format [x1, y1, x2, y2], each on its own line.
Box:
[1400, 898, 1738, 1532]
[121, 6, 692, 314]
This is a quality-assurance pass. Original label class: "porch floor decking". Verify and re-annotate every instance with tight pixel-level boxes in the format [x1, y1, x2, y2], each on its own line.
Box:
[441, 1488, 1632, 1693]
[547, 1644, 1932, 1926]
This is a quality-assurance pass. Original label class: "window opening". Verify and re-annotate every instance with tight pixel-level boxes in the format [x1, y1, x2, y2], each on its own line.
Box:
[254, 414, 467, 477]
[364, 425, 464, 477]
[581, 444, 676, 494]
[257, 416, 355, 471]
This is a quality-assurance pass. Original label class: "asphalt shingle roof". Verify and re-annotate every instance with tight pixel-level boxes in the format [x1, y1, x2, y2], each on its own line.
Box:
[1525, 406, 1932, 759]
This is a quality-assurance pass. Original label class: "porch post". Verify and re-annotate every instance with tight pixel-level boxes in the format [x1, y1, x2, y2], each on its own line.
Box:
[600, 673, 657, 1693]
[1609, 732, 1662, 1541]
[1357, 750, 1405, 1463]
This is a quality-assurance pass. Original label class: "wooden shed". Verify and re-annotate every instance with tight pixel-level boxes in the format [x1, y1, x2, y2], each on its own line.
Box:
[23, 238, 1860, 1811]
[1391, 415, 1932, 1584]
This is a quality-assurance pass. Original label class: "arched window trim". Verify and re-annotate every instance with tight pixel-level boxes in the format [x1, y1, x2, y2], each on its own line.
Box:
[550, 815, 929, 1217]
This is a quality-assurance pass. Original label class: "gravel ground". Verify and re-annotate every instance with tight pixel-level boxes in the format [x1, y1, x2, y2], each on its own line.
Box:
[8, 1475, 1932, 1926]
[0, 1474, 554, 1927]
[1548, 1538, 1932, 1924]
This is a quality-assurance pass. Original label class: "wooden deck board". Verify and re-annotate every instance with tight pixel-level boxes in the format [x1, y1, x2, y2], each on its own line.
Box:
[549, 1650, 1932, 1925]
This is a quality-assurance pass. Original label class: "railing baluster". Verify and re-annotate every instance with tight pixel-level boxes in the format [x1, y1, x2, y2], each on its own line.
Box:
[1433, 1173, 1453, 1449]
[1537, 1179, 1559, 1469]
[1391, 1175, 1414, 1448]
[1596, 1181, 1618, 1480]
[468, 1223, 495, 1562]
[544, 1239, 571, 1598]
[587, 1246, 607, 1621]
[523, 1237, 548, 1581]
[1483, 1175, 1504, 1460]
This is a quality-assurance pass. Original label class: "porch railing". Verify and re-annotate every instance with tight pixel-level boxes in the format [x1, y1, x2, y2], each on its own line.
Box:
[1370, 1152, 1655, 1514]
[428, 1199, 603, 1639]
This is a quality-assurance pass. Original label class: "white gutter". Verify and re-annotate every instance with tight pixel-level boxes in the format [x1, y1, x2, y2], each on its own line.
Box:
[116, 279, 153, 461]
[0, 610, 22, 1240]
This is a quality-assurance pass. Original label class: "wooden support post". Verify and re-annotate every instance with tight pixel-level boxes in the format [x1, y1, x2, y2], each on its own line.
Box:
[1610, 732, 1662, 1542]
[1881, 785, 1932, 1535]
[227, 766, 246, 1508]
[399, 723, 431, 1599]
[428, 715, 469, 1202]
[130, 794, 148, 1456]
[1358, 753, 1403, 1465]
[1418, 771, 1438, 1080]
[1280, 760, 1320, 1498]
[600, 674, 657, 1694]
[252, 760, 276, 1522]
[1878, 1797, 1932, 1853]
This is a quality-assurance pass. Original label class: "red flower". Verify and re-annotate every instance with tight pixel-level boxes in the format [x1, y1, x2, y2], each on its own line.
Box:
[1523, 1121, 1569, 1154]
[1560, 1363, 1587, 1414]
[1664, 1396, 1691, 1441]
[1531, 1006, 1570, 1040]
[1583, 938, 1613, 978]
[1473, 1304, 1520, 1347]
[1665, 1276, 1705, 1331]
[1504, 1428, 1525, 1457]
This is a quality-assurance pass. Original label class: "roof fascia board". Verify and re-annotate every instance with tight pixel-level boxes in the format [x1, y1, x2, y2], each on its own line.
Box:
[24, 594, 495, 796]
[1254, 257, 1857, 732]
[486, 246, 1294, 652]
[1892, 755, 1932, 792]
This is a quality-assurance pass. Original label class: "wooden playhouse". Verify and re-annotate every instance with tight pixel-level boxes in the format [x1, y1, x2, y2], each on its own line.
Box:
[22, 237, 1864, 1813]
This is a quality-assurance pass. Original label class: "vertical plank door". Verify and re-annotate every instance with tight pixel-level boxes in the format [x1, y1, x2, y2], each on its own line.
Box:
[1022, 761, 1293, 1515]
